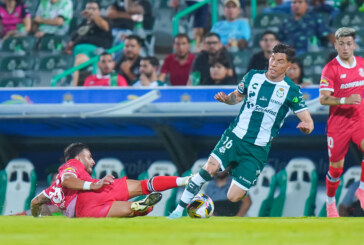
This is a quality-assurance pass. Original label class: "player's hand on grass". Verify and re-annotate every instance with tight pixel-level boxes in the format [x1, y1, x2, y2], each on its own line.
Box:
[297, 121, 313, 134]
[92, 175, 115, 190]
[345, 94, 362, 105]
[214, 92, 228, 103]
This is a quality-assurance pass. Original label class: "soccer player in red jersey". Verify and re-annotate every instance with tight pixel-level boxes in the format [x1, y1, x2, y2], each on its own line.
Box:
[319, 27, 364, 217]
[30, 143, 190, 218]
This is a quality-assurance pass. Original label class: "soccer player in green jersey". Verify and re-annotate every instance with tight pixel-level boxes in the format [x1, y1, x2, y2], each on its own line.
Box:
[168, 43, 314, 219]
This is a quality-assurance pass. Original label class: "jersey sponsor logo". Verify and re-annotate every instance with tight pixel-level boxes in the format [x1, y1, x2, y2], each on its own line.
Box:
[359, 68, 364, 77]
[292, 96, 299, 103]
[340, 80, 364, 89]
[270, 99, 283, 106]
[320, 78, 329, 86]
[255, 105, 277, 116]
[276, 88, 285, 98]
[219, 146, 226, 154]
[340, 74, 347, 79]
[252, 83, 258, 90]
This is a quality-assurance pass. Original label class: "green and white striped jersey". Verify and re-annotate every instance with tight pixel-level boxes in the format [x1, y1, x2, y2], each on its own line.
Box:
[231, 70, 307, 147]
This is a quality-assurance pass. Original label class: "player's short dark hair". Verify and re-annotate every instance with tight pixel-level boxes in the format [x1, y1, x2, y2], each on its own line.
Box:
[261, 30, 278, 41]
[126, 34, 143, 46]
[203, 32, 221, 41]
[141, 56, 159, 68]
[64, 143, 90, 162]
[174, 33, 190, 43]
[335, 27, 355, 40]
[86, 0, 100, 9]
[272, 43, 296, 62]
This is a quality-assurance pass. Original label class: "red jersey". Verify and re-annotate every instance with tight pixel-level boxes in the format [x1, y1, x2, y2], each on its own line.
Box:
[84, 74, 128, 87]
[320, 56, 364, 132]
[43, 159, 96, 210]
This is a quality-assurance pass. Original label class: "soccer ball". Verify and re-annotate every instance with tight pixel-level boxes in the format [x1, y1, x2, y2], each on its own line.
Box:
[187, 194, 214, 218]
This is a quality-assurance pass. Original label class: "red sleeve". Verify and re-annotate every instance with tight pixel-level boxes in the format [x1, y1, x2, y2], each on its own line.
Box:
[117, 75, 129, 86]
[319, 63, 335, 92]
[160, 55, 172, 74]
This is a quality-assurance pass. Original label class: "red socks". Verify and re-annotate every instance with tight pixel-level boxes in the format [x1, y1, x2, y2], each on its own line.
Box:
[326, 165, 343, 197]
[141, 176, 178, 195]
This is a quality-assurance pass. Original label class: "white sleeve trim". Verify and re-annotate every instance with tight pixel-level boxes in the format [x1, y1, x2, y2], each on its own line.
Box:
[42, 190, 50, 199]
[294, 107, 308, 114]
[61, 172, 78, 183]
[319, 88, 334, 92]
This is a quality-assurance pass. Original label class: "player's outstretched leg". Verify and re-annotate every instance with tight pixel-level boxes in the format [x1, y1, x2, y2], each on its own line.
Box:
[131, 192, 162, 212]
[167, 168, 212, 219]
[139, 176, 191, 196]
[326, 166, 343, 217]
[355, 157, 364, 210]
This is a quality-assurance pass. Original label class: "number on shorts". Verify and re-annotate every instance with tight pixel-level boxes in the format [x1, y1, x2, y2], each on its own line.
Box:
[223, 136, 233, 149]
[327, 136, 334, 148]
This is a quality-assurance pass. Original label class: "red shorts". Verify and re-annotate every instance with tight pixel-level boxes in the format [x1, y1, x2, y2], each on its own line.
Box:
[327, 124, 364, 162]
[75, 176, 129, 218]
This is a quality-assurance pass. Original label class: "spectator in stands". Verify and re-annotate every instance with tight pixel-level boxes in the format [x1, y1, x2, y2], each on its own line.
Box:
[159, 33, 195, 86]
[0, 0, 31, 41]
[211, 0, 250, 51]
[84, 52, 128, 87]
[106, 0, 153, 35]
[66, 1, 113, 86]
[115, 34, 142, 85]
[169, 0, 209, 51]
[32, 0, 73, 38]
[205, 172, 252, 216]
[189, 32, 236, 85]
[339, 181, 364, 217]
[246, 30, 279, 72]
[286, 57, 311, 86]
[209, 55, 237, 85]
[132, 56, 166, 87]
[278, 0, 334, 55]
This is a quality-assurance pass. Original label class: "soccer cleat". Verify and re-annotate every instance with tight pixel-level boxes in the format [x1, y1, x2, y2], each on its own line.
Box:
[167, 210, 183, 219]
[134, 207, 154, 216]
[355, 188, 364, 210]
[326, 201, 339, 217]
[131, 192, 162, 212]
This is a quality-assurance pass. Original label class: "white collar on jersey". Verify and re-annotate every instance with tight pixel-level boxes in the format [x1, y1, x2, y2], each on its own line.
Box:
[336, 55, 357, 69]
[96, 74, 111, 79]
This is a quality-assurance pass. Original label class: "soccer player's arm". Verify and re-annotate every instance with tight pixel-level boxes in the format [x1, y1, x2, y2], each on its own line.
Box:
[61, 169, 114, 191]
[291, 88, 314, 134]
[31, 192, 50, 217]
[296, 110, 314, 134]
[319, 66, 362, 106]
[214, 71, 249, 104]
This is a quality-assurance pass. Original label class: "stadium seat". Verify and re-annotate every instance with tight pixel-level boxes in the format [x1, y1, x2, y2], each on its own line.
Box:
[246, 165, 276, 217]
[0, 158, 37, 215]
[1, 36, 37, 53]
[252, 13, 289, 32]
[269, 158, 318, 217]
[137, 160, 178, 216]
[25, 0, 40, 15]
[36, 55, 74, 86]
[91, 158, 126, 179]
[318, 166, 361, 217]
[0, 76, 38, 87]
[0, 55, 35, 73]
[232, 51, 253, 80]
[332, 12, 364, 30]
[39, 35, 69, 53]
[298, 51, 331, 82]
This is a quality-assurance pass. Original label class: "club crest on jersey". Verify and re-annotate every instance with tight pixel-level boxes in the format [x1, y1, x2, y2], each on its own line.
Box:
[340, 74, 346, 79]
[359, 68, 364, 77]
[276, 88, 285, 98]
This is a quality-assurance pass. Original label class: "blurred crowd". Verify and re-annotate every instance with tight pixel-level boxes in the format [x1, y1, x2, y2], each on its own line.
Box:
[0, 0, 363, 87]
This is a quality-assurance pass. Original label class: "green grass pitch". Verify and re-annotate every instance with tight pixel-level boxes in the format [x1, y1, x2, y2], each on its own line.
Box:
[1, 216, 364, 245]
